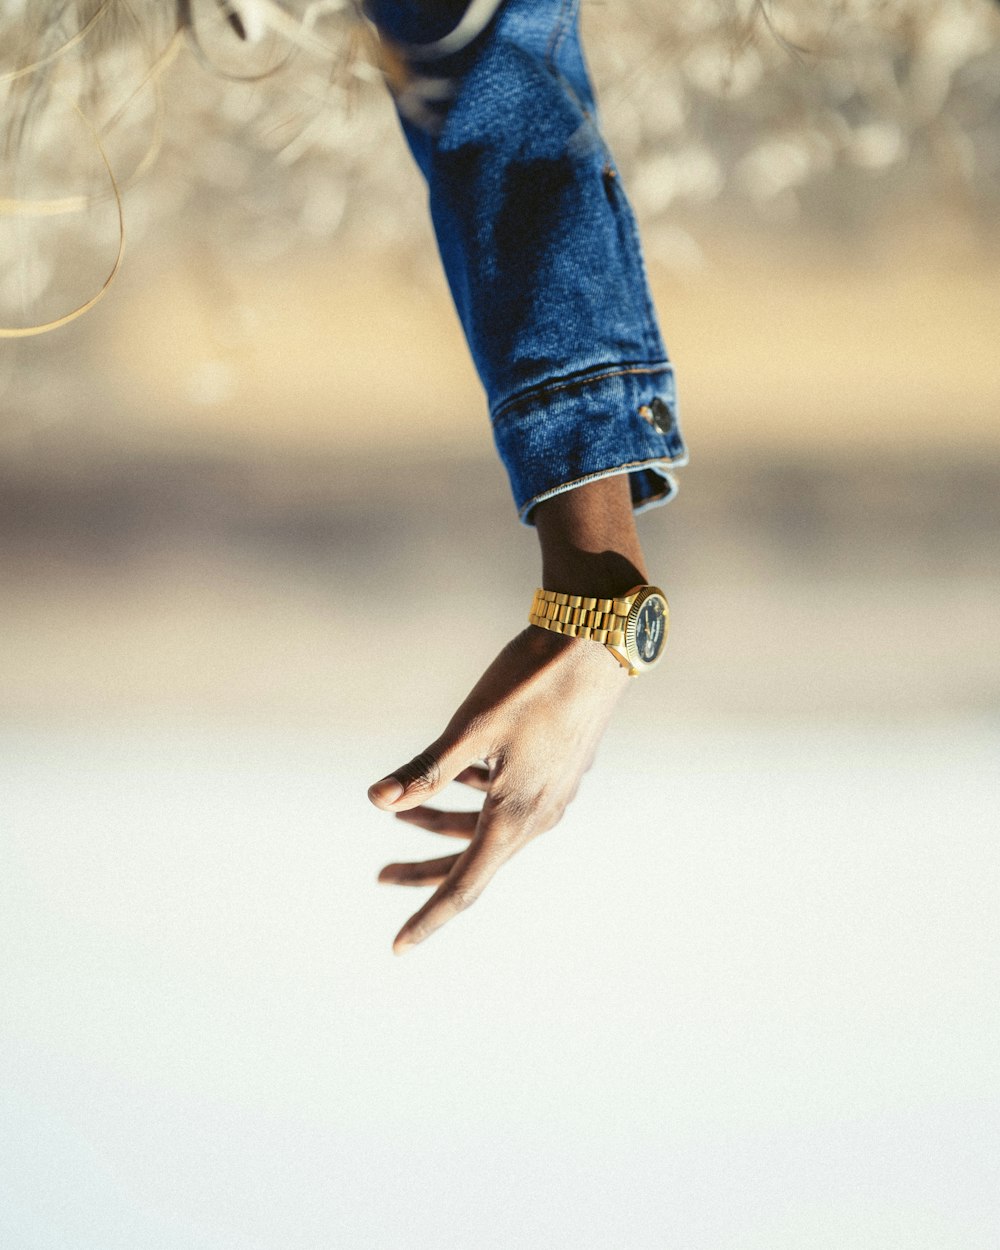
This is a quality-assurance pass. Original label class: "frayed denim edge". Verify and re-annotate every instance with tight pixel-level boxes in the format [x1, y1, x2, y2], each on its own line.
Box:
[518, 451, 689, 526]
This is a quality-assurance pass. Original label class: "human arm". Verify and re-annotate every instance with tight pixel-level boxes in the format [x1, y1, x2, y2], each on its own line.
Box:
[368, 472, 648, 954]
[364, 0, 686, 518]
[365, 0, 687, 951]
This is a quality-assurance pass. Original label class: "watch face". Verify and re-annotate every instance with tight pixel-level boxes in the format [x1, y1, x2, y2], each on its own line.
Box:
[632, 593, 668, 666]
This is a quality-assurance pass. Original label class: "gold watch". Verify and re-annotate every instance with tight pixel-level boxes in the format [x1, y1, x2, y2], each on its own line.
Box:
[528, 584, 669, 677]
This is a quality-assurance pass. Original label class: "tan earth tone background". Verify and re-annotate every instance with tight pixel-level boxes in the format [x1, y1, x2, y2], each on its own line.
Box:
[2, 212, 998, 723]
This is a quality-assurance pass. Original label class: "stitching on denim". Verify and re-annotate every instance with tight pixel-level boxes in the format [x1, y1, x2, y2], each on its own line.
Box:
[492, 361, 672, 426]
[551, 0, 577, 69]
[598, 174, 663, 361]
[545, 0, 592, 125]
[620, 196, 663, 358]
[545, 0, 572, 71]
[552, 3, 663, 362]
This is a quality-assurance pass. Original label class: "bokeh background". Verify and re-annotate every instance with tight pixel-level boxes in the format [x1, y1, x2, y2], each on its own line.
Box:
[2, 2, 998, 1248]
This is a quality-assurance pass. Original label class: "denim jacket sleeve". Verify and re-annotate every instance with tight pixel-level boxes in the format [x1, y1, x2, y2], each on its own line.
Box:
[366, 0, 688, 524]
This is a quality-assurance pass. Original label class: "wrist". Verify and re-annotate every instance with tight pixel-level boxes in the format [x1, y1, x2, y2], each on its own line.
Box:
[534, 474, 649, 598]
[540, 551, 648, 600]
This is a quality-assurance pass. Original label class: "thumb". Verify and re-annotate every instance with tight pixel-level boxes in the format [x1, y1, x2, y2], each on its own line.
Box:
[367, 738, 471, 812]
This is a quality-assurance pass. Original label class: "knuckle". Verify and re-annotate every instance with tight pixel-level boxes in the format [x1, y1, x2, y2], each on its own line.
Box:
[487, 786, 552, 840]
[394, 751, 441, 794]
[487, 783, 531, 819]
[448, 883, 478, 913]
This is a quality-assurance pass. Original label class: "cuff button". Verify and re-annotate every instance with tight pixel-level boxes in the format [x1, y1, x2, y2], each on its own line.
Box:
[639, 396, 675, 435]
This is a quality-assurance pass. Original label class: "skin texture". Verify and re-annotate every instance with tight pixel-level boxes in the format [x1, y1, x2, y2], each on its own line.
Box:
[368, 471, 651, 953]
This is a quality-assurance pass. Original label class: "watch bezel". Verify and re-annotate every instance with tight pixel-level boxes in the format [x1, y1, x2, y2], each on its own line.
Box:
[623, 585, 670, 670]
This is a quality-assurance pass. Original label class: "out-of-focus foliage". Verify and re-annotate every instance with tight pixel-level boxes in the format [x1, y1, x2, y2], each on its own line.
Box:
[594, 0, 1000, 253]
[1, 0, 999, 328]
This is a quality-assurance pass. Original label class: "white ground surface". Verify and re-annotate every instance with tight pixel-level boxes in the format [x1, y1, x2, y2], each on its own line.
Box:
[2, 719, 997, 1250]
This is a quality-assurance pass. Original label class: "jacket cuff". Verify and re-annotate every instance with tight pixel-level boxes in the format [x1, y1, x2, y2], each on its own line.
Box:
[490, 362, 688, 525]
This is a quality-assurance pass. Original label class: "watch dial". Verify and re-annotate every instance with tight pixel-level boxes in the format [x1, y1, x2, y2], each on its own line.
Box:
[634, 595, 668, 665]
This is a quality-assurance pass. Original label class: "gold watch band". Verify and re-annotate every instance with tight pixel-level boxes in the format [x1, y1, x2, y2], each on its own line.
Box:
[528, 587, 633, 646]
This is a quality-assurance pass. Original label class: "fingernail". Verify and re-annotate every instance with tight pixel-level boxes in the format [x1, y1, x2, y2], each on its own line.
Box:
[393, 936, 413, 955]
[368, 777, 404, 805]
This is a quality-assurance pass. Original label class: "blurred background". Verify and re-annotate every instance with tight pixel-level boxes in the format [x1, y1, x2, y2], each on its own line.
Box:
[1, 2, 998, 1248]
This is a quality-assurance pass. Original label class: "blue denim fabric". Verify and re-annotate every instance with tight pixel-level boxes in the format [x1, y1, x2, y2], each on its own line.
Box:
[367, 0, 688, 523]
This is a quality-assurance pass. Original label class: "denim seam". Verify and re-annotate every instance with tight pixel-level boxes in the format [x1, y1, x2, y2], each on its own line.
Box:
[519, 453, 687, 524]
[544, 0, 600, 143]
[491, 360, 673, 426]
[551, 0, 577, 73]
[545, 0, 573, 71]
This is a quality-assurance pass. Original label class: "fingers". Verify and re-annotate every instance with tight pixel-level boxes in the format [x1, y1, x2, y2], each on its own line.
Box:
[378, 854, 460, 887]
[394, 806, 478, 839]
[454, 764, 490, 792]
[392, 798, 524, 954]
[368, 736, 478, 813]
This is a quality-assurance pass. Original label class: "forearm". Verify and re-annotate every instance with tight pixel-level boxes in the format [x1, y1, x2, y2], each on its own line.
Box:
[534, 475, 649, 598]
[362, 4, 676, 954]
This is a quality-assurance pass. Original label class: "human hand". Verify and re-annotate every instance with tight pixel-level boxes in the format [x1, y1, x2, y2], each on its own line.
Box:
[368, 625, 629, 953]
